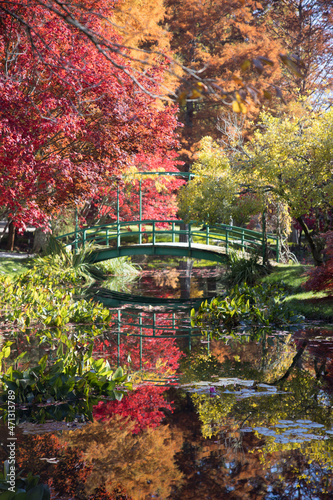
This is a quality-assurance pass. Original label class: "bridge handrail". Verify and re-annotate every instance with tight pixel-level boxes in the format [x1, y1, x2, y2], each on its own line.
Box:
[58, 219, 275, 240]
[57, 219, 279, 261]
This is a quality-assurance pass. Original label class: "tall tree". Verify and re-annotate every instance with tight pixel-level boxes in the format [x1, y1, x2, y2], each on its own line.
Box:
[259, 0, 333, 103]
[164, 0, 333, 166]
[0, 2, 180, 231]
[164, 0, 287, 166]
[240, 107, 333, 265]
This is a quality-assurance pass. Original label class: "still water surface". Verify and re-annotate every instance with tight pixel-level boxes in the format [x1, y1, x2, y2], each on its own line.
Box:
[10, 258, 333, 498]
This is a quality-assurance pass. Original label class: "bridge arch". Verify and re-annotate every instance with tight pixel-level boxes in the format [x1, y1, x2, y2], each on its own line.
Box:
[58, 218, 279, 263]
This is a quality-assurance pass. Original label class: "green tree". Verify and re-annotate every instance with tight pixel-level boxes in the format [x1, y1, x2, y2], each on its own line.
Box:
[178, 137, 258, 226]
[179, 106, 333, 265]
[240, 106, 333, 265]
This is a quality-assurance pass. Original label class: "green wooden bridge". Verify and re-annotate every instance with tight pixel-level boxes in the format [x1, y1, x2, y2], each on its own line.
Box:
[58, 218, 280, 264]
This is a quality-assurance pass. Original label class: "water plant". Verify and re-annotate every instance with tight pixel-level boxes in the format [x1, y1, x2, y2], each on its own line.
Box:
[0, 339, 132, 423]
[192, 283, 303, 339]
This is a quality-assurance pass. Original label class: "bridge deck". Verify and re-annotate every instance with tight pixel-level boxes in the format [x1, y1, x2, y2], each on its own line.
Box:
[58, 219, 279, 263]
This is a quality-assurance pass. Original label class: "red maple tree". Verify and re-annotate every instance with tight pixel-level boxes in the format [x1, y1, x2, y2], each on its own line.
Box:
[0, 2, 181, 231]
[93, 385, 173, 434]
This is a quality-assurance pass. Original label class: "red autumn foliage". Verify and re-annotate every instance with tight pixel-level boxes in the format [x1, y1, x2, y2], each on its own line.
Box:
[0, 1, 180, 231]
[94, 312, 183, 373]
[93, 385, 173, 434]
[86, 151, 185, 226]
[304, 231, 333, 294]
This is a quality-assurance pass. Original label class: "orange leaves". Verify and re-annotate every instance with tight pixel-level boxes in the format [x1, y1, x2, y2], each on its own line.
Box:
[232, 75, 244, 86]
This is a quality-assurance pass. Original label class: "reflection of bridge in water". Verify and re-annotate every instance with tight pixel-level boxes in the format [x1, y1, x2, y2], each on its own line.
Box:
[98, 309, 210, 371]
[58, 172, 279, 372]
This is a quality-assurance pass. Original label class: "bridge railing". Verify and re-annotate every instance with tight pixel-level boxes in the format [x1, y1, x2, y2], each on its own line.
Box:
[105, 310, 206, 369]
[57, 219, 279, 261]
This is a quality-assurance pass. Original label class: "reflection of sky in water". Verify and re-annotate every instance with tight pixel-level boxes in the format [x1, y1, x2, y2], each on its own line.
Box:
[181, 377, 333, 445]
[250, 419, 330, 444]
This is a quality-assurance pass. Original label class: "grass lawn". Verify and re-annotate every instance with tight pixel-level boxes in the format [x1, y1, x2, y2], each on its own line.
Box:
[261, 263, 333, 323]
[0, 254, 33, 276]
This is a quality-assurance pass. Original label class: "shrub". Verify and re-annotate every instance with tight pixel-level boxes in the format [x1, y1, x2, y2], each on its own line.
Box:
[304, 231, 333, 294]
[223, 250, 268, 288]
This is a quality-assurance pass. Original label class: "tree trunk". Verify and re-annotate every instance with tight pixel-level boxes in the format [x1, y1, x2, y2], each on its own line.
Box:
[7, 221, 15, 251]
[179, 222, 189, 243]
[296, 216, 324, 266]
[33, 228, 49, 253]
[178, 258, 193, 300]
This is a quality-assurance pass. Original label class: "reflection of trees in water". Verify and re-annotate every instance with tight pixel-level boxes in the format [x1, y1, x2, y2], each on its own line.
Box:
[211, 337, 296, 384]
[9, 328, 333, 499]
[94, 312, 183, 374]
[170, 332, 333, 498]
[11, 414, 184, 500]
[168, 382, 333, 499]
[129, 258, 222, 299]
[171, 420, 333, 499]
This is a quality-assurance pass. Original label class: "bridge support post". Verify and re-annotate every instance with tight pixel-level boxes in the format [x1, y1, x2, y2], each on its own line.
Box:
[74, 207, 78, 254]
[172, 222, 175, 243]
[106, 229, 109, 246]
[206, 226, 209, 245]
[117, 223, 121, 248]
[152, 222, 155, 245]
[226, 230, 229, 255]
[117, 310, 121, 366]
[117, 184, 121, 249]
[139, 312, 143, 371]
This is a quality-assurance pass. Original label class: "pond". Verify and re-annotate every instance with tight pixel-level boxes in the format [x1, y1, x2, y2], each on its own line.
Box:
[1, 256, 333, 499]
[127, 256, 226, 300]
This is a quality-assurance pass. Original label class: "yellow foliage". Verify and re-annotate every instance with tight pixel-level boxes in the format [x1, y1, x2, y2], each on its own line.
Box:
[61, 416, 183, 499]
[242, 106, 333, 219]
[191, 392, 236, 438]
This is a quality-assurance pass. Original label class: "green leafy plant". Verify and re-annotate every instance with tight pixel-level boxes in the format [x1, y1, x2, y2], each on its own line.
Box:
[223, 250, 268, 288]
[0, 266, 112, 336]
[0, 464, 50, 500]
[0, 341, 132, 423]
[33, 235, 106, 284]
[192, 283, 303, 338]
[0, 256, 132, 423]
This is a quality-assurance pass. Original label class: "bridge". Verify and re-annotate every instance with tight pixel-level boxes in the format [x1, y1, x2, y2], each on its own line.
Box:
[57, 218, 280, 263]
[107, 309, 206, 369]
